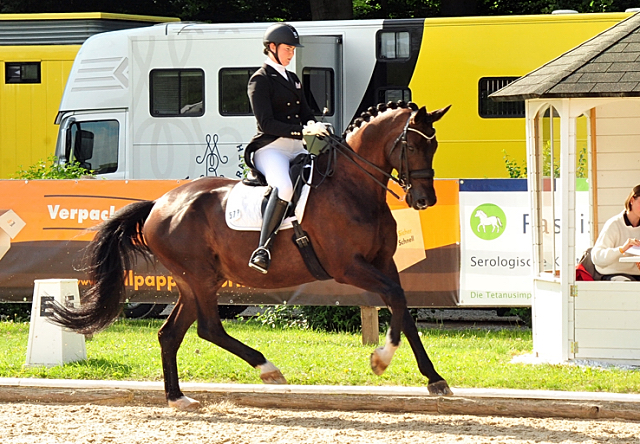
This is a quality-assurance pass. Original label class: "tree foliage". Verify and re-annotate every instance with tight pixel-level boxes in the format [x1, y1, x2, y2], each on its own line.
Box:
[1, 0, 638, 23]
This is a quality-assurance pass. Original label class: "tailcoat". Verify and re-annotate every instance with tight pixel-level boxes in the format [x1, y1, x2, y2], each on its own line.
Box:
[245, 64, 315, 169]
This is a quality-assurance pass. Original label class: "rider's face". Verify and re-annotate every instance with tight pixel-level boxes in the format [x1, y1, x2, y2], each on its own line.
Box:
[270, 43, 295, 66]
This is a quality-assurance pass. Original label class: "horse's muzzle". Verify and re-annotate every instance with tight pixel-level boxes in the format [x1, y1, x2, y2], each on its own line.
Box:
[407, 192, 436, 210]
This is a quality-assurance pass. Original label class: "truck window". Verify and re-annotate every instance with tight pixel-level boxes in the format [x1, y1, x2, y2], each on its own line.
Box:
[378, 88, 411, 104]
[479, 77, 525, 118]
[66, 120, 119, 174]
[150, 69, 204, 117]
[5, 62, 41, 84]
[219, 68, 258, 116]
[377, 31, 411, 60]
[302, 68, 334, 116]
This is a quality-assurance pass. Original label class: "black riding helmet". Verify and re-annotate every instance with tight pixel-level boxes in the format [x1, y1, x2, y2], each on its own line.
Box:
[263, 23, 303, 64]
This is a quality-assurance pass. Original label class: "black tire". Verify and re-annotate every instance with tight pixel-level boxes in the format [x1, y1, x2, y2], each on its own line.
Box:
[124, 303, 167, 319]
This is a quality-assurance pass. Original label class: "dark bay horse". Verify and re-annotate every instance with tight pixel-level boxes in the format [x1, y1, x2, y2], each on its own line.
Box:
[51, 101, 452, 410]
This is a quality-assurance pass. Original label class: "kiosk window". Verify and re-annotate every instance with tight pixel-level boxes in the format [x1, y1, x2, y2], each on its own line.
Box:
[220, 68, 258, 115]
[150, 69, 204, 117]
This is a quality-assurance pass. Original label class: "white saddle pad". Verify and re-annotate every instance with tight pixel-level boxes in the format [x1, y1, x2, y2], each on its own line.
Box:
[225, 180, 312, 232]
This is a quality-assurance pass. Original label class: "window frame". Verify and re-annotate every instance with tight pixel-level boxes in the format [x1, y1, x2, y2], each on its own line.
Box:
[302, 67, 335, 117]
[478, 76, 525, 119]
[376, 30, 412, 61]
[5, 62, 41, 84]
[149, 68, 205, 118]
[377, 87, 412, 104]
[219, 67, 259, 116]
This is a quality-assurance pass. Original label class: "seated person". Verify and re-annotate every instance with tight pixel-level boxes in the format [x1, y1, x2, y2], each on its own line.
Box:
[591, 184, 640, 281]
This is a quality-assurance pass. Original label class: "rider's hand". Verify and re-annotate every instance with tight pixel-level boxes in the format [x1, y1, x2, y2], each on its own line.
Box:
[303, 121, 330, 137]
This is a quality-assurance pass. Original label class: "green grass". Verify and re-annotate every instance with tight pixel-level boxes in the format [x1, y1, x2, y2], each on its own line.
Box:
[1, 319, 640, 393]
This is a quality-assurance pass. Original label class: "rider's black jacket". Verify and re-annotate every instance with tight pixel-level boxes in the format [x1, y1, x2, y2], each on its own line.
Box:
[244, 63, 315, 169]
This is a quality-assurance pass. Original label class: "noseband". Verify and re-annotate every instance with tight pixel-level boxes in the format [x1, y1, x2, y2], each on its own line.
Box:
[388, 113, 436, 193]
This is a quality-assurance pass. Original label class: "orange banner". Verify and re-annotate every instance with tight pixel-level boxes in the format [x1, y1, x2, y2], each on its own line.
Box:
[1, 179, 186, 243]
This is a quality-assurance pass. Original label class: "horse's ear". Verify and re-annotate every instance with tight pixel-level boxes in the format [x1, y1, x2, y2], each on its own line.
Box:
[411, 106, 428, 124]
[428, 105, 452, 123]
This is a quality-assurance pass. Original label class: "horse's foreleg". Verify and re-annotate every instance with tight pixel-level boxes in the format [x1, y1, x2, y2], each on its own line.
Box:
[401, 309, 452, 395]
[342, 256, 451, 395]
[370, 329, 399, 375]
[158, 295, 199, 410]
[341, 257, 407, 372]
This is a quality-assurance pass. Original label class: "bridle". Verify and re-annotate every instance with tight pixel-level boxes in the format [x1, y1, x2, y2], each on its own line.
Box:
[310, 111, 436, 200]
[388, 113, 436, 195]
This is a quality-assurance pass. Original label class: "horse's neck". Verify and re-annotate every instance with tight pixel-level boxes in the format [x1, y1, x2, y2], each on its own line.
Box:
[324, 135, 391, 202]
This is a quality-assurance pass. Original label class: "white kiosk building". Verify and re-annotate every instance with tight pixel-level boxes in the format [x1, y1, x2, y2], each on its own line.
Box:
[492, 12, 640, 365]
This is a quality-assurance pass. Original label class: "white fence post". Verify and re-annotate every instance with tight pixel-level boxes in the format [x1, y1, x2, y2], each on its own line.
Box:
[25, 279, 86, 367]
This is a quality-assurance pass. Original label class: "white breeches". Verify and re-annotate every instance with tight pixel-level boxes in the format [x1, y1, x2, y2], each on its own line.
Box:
[253, 138, 307, 202]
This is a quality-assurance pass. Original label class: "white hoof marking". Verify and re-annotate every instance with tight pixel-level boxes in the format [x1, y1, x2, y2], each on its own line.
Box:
[168, 395, 201, 411]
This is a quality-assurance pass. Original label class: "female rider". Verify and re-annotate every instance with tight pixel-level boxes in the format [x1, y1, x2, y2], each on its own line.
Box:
[245, 23, 328, 274]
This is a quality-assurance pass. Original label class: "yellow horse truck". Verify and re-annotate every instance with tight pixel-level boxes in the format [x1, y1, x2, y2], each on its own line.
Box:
[0, 11, 635, 309]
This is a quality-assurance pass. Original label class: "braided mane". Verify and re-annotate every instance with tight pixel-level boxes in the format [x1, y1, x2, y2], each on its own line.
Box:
[343, 100, 418, 138]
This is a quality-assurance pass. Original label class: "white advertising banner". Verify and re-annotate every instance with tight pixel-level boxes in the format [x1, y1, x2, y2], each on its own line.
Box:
[459, 179, 591, 306]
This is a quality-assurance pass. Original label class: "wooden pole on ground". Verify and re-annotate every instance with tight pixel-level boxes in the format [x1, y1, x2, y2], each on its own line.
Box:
[360, 306, 379, 346]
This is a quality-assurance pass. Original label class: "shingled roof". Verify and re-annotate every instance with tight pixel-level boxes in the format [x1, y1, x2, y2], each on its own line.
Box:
[491, 12, 640, 101]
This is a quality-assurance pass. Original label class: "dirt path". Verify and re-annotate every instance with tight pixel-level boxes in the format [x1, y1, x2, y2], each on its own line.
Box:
[3, 401, 640, 444]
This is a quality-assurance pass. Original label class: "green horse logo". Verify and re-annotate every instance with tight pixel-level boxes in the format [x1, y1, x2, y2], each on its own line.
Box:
[471, 204, 506, 240]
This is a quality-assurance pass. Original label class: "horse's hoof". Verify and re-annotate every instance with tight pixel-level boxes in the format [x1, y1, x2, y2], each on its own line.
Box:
[260, 370, 288, 384]
[428, 380, 453, 396]
[370, 348, 388, 376]
[168, 395, 202, 411]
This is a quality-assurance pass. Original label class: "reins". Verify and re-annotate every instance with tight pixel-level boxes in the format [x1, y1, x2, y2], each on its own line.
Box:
[304, 112, 436, 200]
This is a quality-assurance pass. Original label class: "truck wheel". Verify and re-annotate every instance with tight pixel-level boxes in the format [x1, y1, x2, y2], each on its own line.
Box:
[124, 303, 167, 319]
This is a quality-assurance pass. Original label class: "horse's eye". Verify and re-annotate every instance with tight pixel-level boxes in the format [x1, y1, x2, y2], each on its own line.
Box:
[407, 145, 416, 152]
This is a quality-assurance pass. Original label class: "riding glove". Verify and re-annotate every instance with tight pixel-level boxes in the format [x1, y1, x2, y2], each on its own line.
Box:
[302, 121, 330, 137]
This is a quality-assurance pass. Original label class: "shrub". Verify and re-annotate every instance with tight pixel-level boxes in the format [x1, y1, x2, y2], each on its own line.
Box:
[0, 303, 31, 322]
[250, 304, 397, 333]
[13, 155, 94, 179]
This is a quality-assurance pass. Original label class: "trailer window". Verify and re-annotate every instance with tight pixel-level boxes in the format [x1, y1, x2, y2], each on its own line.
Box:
[150, 69, 204, 117]
[377, 31, 411, 60]
[219, 68, 258, 115]
[66, 120, 119, 174]
[378, 88, 411, 104]
[5, 62, 41, 84]
[479, 77, 525, 118]
[302, 68, 334, 116]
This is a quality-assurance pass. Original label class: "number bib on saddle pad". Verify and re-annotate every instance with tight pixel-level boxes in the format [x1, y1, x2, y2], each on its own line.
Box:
[225, 160, 314, 231]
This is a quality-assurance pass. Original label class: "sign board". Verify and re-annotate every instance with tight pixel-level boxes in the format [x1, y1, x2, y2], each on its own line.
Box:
[459, 179, 591, 306]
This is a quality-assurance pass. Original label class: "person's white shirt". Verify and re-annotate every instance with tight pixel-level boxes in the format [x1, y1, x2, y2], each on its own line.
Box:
[591, 211, 640, 275]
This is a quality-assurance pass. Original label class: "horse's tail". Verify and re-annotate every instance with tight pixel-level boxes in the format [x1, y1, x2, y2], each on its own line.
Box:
[50, 200, 155, 334]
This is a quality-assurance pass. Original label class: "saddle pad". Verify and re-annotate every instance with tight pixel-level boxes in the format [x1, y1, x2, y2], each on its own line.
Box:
[225, 182, 311, 231]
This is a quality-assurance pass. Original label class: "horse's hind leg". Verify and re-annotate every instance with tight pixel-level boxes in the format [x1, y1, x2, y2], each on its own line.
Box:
[157, 282, 200, 410]
[191, 280, 287, 385]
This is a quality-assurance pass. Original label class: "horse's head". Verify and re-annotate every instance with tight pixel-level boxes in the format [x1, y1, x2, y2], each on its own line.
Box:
[388, 104, 451, 210]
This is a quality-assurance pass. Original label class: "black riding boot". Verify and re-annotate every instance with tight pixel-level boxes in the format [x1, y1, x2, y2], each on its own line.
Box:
[248, 189, 289, 274]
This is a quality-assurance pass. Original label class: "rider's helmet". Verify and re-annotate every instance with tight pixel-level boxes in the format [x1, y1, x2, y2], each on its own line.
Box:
[263, 23, 303, 51]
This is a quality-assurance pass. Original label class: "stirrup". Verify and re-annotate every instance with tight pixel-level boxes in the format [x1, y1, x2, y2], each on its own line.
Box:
[248, 247, 271, 274]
